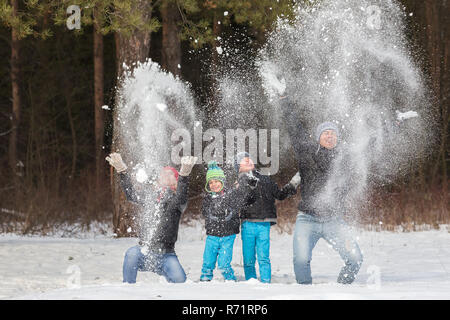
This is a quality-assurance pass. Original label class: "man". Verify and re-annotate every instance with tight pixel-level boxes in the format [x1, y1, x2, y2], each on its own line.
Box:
[106, 153, 197, 283]
[263, 75, 364, 285]
[269, 72, 417, 284]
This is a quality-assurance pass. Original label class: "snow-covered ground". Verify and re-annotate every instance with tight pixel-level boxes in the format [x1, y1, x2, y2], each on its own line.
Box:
[1, 222, 449, 300]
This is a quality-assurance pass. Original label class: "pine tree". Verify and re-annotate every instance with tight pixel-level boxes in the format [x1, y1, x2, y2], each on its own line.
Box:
[0, 0, 53, 180]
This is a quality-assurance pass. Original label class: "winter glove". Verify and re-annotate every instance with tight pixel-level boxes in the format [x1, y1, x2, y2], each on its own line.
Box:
[396, 110, 418, 122]
[239, 171, 259, 189]
[179, 156, 198, 176]
[289, 172, 301, 189]
[106, 152, 128, 173]
[259, 61, 286, 97]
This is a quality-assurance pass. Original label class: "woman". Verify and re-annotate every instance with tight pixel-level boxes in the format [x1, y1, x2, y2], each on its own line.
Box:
[106, 153, 197, 283]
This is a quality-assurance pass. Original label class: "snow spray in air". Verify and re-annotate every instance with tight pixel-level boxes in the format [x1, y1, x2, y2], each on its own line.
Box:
[114, 60, 196, 247]
[257, 0, 436, 218]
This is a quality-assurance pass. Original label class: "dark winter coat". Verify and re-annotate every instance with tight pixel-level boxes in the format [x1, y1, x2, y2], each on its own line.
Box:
[202, 192, 240, 237]
[279, 75, 413, 220]
[202, 174, 256, 237]
[239, 170, 297, 225]
[119, 172, 189, 253]
[280, 95, 350, 220]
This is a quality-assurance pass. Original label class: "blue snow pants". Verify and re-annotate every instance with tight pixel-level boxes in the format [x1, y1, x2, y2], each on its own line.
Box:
[241, 221, 272, 283]
[200, 234, 237, 281]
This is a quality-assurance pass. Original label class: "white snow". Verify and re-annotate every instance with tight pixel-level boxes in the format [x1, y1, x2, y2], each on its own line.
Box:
[155, 103, 168, 112]
[396, 110, 419, 121]
[135, 168, 149, 183]
[1, 222, 449, 300]
[258, 61, 286, 97]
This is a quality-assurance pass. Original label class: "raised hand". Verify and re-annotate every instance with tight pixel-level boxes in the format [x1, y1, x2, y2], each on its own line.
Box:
[289, 172, 301, 188]
[396, 110, 418, 122]
[179, 156, 198, 176]
[105, 152, 128, 173]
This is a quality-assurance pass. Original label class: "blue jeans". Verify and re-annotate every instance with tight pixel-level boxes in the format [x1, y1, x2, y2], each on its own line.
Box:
[293, 212, 363, 284]
[241, 221, 271, 283]
[122, 245, 186, 284]
[200, 234, 237, 281]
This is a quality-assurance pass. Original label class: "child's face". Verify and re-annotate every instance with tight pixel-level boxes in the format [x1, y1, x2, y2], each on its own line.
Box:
[209, 179, 223, 193]
[239, 157, 255, 173]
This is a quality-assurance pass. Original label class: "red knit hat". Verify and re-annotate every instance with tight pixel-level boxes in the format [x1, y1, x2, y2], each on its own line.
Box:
[161, 166, 179, 181]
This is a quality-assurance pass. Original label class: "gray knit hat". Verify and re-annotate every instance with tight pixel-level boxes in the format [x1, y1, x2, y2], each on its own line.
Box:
[234, 151, 252, 172]
[315, 121, 339, 143]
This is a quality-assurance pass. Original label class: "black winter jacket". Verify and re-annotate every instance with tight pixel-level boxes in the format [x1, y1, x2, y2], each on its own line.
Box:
[202, 173, 256, 236]
[202, 191, 241, 237]
[119, 172, 189, 253]
[280, 95, 350, 219]
[239, 170, 297, 225]
[279, 94, 401, 220]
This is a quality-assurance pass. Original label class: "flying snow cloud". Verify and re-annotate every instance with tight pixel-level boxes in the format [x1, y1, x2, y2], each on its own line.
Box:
[257, 0, 436, 217]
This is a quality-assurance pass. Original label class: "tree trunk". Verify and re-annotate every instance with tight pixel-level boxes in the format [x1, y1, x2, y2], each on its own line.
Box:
[423, 1, 449, 190]
[424, 0, 441, 101]
[161, 0, 182, 76]
[114, 17, 152, 78]
[9, 0, 20, 178]
[211, 11, 221, 103]
[437, 1, 449, 207]
[112, 1, 152, 237]
[94, 8, 105, 211]
[419, 0, 449, 216]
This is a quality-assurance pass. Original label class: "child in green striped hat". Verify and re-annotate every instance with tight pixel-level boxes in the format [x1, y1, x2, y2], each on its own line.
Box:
[200, 161, 254, 281]
[205, 161, 226, 193]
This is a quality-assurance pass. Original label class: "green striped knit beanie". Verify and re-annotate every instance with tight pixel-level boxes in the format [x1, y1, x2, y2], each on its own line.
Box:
[205, 161, 225, 193]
